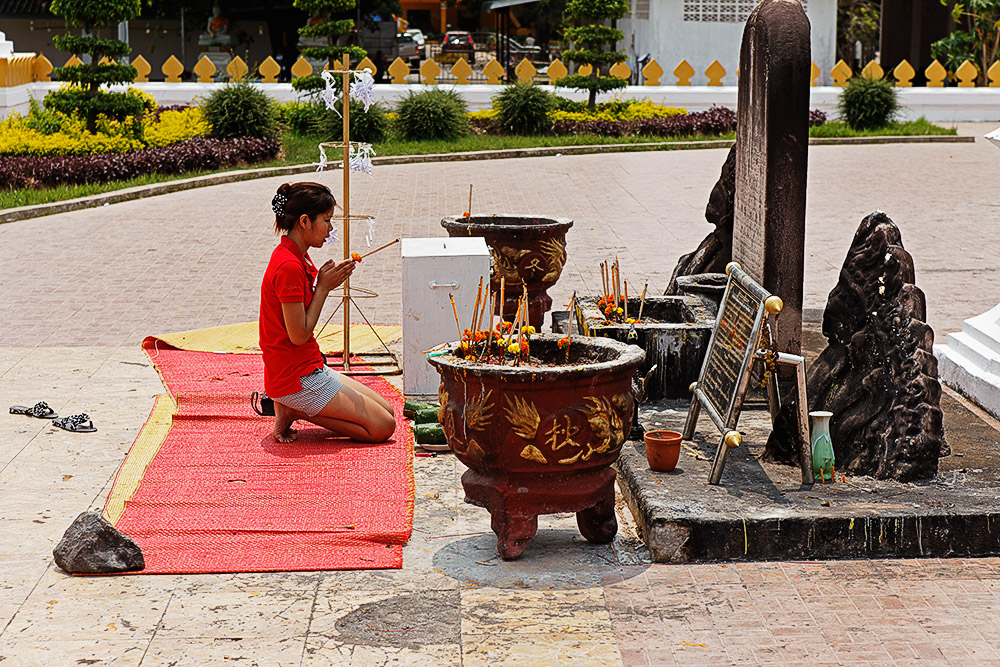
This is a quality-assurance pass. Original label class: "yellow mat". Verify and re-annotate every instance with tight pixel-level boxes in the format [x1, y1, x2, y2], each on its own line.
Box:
[151, 321, 402, 355]
[104, 394, 176, 525]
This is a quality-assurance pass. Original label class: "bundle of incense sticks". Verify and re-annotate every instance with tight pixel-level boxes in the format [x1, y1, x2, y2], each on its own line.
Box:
[447, 280, 536, 366]
[597, 258, 651, 324]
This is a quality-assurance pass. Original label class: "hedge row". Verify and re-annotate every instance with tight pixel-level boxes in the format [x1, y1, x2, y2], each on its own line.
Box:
[548, 107, 826, 138]
[550, 106, 739, 137]
[1, 137, 280, 189]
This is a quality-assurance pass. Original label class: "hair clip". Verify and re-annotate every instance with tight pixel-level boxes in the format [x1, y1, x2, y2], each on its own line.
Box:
[271, 193, 288, 216]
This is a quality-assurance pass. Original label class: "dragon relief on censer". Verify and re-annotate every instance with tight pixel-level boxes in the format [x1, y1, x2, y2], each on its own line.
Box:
[438, 384, 631, 466]
[489, 238, 567, 287]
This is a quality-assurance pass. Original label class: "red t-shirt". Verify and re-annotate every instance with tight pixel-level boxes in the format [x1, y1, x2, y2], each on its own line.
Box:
[259, 236, 325, 397]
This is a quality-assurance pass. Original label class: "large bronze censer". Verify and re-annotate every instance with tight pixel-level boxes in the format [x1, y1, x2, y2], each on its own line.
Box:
[429, 333, 644, 559]
[441, 214, 573, 328]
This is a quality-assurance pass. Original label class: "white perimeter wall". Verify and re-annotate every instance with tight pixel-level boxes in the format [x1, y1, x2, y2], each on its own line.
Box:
[5, 82, 1000, 122]
[618, 0, 837, 86]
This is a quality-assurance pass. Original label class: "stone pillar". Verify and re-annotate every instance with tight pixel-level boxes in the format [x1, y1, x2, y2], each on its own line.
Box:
[731, 0, 811, 355]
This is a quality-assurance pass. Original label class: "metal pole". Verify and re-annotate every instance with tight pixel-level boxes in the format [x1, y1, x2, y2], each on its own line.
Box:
[180, 8, 186, 71]
[118, 21, 130, 65]
[342, 54, 351, 371]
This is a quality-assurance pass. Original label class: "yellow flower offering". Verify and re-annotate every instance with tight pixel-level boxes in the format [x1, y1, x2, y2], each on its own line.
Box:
[522, 325, 536, 335]
[507, 343, 521, 354]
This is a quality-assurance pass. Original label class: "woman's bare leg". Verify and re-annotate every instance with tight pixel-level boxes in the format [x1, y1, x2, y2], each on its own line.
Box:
[336, 373, 393, 416]
[305, 383, 396, 443]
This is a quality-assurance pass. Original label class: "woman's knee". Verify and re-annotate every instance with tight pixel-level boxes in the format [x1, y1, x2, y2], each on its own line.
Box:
[368, 410, 396, 442]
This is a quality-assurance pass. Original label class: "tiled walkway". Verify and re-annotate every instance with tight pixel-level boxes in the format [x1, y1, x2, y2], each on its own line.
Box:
[1, 126, 999, 665]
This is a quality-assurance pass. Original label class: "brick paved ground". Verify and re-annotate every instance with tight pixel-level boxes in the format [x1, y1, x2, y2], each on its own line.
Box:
[1, 125, 999, 665]
[1, 125, 997, 346]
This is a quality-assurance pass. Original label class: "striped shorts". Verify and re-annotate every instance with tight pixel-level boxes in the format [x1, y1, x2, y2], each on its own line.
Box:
[272, 366, 344, 417]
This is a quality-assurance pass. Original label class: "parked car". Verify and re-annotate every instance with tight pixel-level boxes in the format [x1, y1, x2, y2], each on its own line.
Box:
[502, 36, 544, 64]
[397, 32, 421, 68]
[357, 21, 420, 76]
[404, 28, 426, 48]
[439, 31, 475, 64]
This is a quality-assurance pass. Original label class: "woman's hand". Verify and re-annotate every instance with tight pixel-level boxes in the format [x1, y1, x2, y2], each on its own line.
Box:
[282, 259, 357, 347]
[316, 258, 356, 293]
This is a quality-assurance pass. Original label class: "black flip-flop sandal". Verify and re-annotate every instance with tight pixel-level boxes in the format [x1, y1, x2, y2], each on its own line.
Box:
[251, 391, 275, 417]
[52, 413, 97, 433]
[9, 401, 58, 419]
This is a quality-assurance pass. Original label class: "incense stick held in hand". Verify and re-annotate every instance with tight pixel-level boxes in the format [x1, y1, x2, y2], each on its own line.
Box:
[353, 238, 400, 262]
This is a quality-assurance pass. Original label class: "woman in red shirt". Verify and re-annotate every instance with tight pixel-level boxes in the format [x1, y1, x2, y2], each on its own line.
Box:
[260, 182, 395, 444]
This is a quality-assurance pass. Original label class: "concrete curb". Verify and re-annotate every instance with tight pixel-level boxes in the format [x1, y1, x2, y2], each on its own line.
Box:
[1, 134, 975, 224]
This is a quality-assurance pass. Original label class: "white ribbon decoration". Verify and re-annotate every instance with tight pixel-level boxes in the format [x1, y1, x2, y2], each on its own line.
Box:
[350, 68, 376, 112]
[349, 142, 376, 177]
[320, 70, 338, 112]
[316, 143, 329, 172]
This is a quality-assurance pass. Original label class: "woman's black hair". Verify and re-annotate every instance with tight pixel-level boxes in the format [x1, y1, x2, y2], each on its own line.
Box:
[272, 182, 337, 234]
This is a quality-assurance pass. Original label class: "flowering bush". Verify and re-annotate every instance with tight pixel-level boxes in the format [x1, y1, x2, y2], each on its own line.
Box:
[144, 108, 211, 147]
[550, 106, 737, 138]
[0, 101, 211, 156]
[0, 137, 280, 189]
[0, 113, 144, 156]
[549, 100, 686, 122]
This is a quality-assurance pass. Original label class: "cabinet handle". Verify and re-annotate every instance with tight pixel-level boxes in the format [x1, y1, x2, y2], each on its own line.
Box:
[429, 281, 460, 290]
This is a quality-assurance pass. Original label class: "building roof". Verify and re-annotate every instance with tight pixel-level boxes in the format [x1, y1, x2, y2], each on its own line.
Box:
[482, 0, 541, 11]
[0, 0, 50, 16]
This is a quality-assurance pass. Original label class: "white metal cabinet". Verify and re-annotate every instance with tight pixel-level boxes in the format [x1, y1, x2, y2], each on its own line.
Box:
[401, 237, 490, 395]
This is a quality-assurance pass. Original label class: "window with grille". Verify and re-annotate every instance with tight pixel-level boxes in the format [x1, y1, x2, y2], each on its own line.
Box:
[634, 0, 650, 20]
[683, 0, 807, 22]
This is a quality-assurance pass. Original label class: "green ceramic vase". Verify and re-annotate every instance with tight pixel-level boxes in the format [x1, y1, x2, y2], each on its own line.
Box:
[809, 410, 835, 483]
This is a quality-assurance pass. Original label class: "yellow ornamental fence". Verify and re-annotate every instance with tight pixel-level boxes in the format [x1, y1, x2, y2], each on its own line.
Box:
[6, 52, 1000, 88]
[0, 53, 36, 87]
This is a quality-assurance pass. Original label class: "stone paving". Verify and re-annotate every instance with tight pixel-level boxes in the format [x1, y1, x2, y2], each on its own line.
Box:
[1, 124, 999, 665]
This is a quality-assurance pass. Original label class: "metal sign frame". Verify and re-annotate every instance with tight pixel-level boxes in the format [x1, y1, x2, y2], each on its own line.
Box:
[682, 262, 812, 485]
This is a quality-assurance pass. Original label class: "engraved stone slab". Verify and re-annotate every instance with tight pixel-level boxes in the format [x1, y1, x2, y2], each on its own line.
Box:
[732, 0, 811, 354]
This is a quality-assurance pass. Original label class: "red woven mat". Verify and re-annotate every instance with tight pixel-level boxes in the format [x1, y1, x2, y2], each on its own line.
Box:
[107, 345, 414, 573]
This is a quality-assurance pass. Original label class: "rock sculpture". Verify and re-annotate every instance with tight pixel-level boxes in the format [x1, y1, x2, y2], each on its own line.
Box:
[53, 511, 145, 574]
[764, 211, 948, 481]
[664, 145, 736, 295]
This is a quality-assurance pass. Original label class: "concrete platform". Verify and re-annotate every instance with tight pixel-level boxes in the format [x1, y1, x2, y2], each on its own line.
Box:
[620, 323, 1000, 563]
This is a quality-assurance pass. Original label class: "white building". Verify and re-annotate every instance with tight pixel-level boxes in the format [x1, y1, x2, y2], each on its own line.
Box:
[617, 0, 837, 85]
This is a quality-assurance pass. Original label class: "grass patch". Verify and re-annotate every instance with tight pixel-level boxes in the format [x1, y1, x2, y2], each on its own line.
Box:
[809, 117, 957, 138]
[2, 118, 957, 212]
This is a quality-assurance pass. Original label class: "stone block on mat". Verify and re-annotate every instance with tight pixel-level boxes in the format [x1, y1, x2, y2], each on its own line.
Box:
[53, 511, 145, 574]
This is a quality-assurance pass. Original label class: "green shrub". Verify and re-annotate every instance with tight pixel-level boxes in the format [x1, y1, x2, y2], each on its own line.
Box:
[492, 83, 555, 135]
[48, 0, 141, 132]
[24, 98, 68, 135]
[200, 82, 280, 140]
[278, 99, 389, 143]
[395, 89, 468, 141]
[328, 99, 390, 144]
[278, 100, 329, 136]
[837, 76, 900, 130]
[554, 96, 588, 113]
[558, 0, 630, 109]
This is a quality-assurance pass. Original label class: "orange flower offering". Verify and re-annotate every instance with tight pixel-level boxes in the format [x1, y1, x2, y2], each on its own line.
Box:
[558, 336, 571, 349]
[351, 252, 362, 263]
